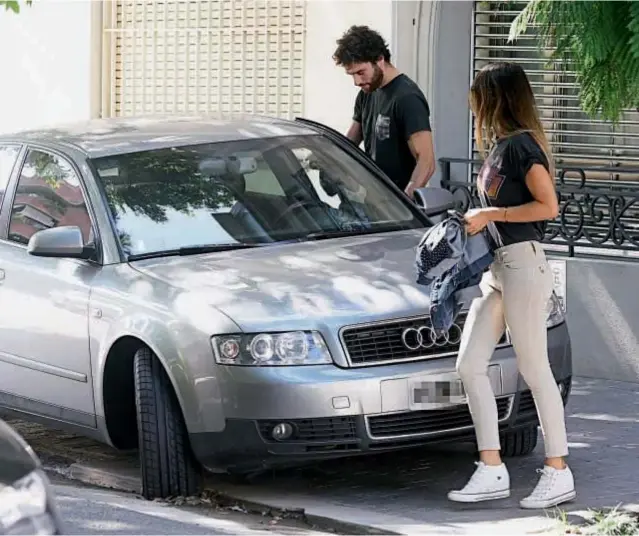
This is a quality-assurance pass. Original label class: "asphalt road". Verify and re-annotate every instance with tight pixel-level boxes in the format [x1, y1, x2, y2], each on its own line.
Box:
[49, 474, 329, 536]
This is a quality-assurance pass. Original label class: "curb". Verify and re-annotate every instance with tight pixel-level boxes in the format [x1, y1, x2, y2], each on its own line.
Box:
[206, 481, 404, 535]
[43, 460, 399, 535]
[208, 491, 398, 536]
[68, 463, 141, 495]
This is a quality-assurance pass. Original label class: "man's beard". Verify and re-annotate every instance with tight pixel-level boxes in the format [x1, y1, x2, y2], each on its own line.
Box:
[362, 65, 384, 93]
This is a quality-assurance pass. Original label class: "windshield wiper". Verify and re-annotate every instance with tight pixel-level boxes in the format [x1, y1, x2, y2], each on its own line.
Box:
[305, 222, 411, 241]
[127, 243, 263, 261]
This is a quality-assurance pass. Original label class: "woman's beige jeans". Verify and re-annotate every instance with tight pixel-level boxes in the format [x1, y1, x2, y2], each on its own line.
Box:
[456, 240, 569, 458]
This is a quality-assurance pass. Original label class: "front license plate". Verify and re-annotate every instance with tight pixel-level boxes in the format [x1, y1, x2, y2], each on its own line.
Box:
[409, 374, 466, 410]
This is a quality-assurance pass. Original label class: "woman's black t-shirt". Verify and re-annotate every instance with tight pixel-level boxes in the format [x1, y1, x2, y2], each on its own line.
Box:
[477, 132, 550, 248]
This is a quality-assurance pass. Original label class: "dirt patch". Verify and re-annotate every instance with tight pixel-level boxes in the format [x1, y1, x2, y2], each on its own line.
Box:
[9, 419, 138, 466]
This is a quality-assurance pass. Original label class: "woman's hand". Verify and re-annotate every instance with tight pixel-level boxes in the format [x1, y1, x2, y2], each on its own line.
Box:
[464, 208, 493, 235]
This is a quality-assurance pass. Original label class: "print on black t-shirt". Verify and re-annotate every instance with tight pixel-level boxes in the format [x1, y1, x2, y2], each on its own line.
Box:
[476, 132, 551, 249]
[353, 74, 431, 191]
[478, 150, 506, 201]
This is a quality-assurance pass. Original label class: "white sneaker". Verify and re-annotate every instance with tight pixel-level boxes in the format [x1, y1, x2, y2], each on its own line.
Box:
[448, 461, 510, 503]
[520, 465, 576, 509]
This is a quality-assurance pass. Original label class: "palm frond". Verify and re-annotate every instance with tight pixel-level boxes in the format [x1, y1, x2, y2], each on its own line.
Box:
[509, 0, 639, 122]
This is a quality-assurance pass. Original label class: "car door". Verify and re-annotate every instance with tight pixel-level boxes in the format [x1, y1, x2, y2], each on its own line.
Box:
[0, 146, 98, 427]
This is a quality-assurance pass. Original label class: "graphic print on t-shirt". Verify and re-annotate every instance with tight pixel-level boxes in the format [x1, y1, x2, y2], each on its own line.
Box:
[375, 114, 391, 141]
[478, 147, 506, 201]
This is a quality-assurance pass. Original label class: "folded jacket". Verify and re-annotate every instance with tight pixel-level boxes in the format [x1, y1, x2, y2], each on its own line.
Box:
[415, 214, 466, 284]
[416, 213, 494, 336]
[429, 251, 494, 336]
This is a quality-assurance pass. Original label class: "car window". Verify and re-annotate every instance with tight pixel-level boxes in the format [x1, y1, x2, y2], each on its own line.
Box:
[241, 154, 286, 197]
[8, 149, 93, 246]
[292, 147, 364, 210]
[90, 135, 424, 257]
[0, 145, 21, 208]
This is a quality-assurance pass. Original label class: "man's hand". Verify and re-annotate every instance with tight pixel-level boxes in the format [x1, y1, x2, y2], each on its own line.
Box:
[404, 181, 418, 199]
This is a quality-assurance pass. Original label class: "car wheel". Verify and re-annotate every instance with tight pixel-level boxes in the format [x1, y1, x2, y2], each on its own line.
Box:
[134, 346, 202, 499]
[500, 426, 539, 457]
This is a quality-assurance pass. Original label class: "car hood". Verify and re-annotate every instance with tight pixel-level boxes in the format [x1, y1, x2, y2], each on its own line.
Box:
[130, 229, 439, 331]
[0, 419, 39, 485]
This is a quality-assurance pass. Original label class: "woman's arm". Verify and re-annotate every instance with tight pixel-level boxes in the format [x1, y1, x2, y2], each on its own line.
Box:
[486, 163, 559, 223]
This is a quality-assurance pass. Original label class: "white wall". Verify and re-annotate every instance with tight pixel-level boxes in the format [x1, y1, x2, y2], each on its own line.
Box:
[0, 0, 93, 134]
[0, 0, 394, 135]
[303, 0, 394, 135]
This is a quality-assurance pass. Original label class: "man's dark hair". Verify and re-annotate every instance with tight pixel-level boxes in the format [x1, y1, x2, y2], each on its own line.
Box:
[333, 25, 391, 66]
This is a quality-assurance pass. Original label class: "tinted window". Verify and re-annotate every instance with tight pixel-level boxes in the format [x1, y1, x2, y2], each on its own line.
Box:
[8, 149, 93, 246]
[91, 135, 424, 257]
[0, 145, 21, 207]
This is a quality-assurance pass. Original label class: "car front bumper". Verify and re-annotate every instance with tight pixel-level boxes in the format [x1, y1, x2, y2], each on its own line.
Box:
[190, 322, 572, 473]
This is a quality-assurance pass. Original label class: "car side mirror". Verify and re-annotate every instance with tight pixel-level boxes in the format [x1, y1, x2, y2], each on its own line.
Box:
[27, 226, 94, 260]
[412, 186, 458, 216]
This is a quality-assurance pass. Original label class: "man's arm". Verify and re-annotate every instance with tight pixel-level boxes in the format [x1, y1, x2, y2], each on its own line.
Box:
[346, 91, 364, 147]
[346, 121, 363, 146]
[397, 93, 436, 197]
[406, 130, 435, 196]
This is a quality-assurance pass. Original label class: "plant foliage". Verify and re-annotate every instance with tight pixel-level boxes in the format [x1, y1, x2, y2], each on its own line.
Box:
[0, 0, 32, 14]
[509, 0, 639, 123]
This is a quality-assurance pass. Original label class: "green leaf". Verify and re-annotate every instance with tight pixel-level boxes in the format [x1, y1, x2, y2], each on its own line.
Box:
[2, 1, 20, 13]
[0, 0, 32, 13]
[508, 0, 541, 43]
[628, 1, 639, 59]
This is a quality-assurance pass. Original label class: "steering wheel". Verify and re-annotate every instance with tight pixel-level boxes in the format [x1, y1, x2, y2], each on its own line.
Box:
[272, 199, 329, 229]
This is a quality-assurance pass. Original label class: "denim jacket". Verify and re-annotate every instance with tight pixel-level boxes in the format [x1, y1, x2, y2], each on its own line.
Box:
[415, 213, 494, 336]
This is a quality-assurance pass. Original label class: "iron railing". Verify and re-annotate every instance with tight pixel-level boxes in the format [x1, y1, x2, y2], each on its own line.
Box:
[439, 157, 639, 258]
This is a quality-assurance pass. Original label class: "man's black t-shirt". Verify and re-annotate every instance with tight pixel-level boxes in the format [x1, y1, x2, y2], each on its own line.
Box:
[353, 74, 431, 191]
[477, 132, 551, 248]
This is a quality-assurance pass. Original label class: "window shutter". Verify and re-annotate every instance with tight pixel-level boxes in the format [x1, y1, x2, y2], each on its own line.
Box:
[103, 0, 306, 119]
[472, 1, 639, 180]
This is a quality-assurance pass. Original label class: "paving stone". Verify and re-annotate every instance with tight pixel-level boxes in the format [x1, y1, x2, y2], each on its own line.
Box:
[231, 377, 639, 528]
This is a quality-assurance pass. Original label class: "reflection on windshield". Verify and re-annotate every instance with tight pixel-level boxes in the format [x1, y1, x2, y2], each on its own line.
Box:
[91, 134, 423, 257]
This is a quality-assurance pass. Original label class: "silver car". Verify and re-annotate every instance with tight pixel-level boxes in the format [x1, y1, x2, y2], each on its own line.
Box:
[0, 116, 572, 500]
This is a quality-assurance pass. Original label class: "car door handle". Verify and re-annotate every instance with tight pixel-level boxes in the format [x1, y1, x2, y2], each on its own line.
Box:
[0, 269, 5, 281]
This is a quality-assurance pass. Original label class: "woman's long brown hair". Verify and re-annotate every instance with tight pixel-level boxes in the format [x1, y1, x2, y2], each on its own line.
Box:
[469, 62, 555, 180]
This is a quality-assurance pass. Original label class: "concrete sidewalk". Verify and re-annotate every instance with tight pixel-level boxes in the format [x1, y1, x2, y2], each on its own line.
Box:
[8, 377, 639, 535]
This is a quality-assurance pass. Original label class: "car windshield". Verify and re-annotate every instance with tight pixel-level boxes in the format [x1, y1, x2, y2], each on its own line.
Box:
[90, 134, 425, 258]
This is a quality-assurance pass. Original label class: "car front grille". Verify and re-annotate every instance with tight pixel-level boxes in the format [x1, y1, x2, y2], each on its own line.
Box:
[518, 390, 536, 414]
[341, 314, 509, 367]
[366, 395, 513, 440]
[258, 416, 357, 443]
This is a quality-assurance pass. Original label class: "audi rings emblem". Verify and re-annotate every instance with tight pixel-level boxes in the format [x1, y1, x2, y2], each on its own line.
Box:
[401, 323, 462, 350]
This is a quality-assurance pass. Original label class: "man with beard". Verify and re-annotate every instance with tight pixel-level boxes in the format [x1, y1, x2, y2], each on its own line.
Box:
[333, 25, 435, 198]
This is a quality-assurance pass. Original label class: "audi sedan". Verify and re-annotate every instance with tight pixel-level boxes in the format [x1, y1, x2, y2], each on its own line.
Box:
[0, 115, 572, 500]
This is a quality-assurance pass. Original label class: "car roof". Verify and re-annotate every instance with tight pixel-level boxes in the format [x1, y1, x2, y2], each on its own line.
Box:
[0, 114, 319, 158]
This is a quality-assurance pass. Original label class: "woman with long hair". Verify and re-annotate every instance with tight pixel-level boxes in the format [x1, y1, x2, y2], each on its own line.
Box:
[447, 62, 575, 509]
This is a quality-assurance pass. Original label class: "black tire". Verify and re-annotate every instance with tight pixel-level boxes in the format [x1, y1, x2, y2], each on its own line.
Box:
[134, 346, 202, 499]
[500, 426, 539, 457]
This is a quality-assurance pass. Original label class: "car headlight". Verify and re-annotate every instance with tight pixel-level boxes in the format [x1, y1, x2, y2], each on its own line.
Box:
[212, 331, 333, 366]
[0, 470, 58, 535]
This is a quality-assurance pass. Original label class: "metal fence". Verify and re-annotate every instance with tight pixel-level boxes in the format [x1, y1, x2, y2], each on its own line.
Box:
[439, 157, 639, 258]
